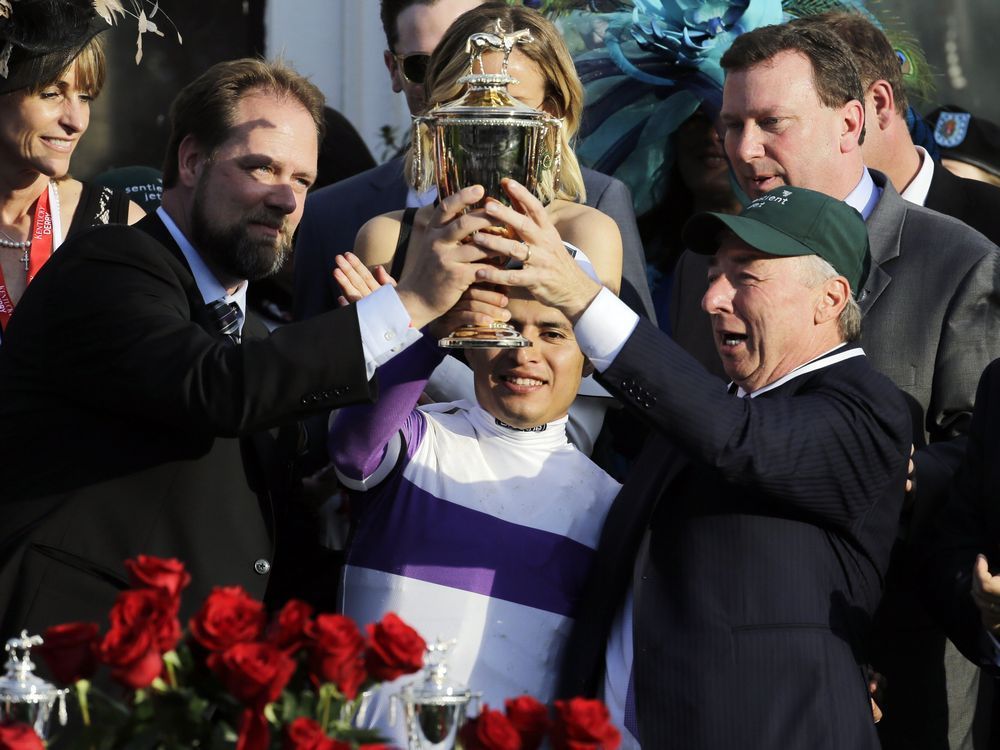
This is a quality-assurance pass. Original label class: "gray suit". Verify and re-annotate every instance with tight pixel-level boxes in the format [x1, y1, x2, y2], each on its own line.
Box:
[669, 170, 1000, 750]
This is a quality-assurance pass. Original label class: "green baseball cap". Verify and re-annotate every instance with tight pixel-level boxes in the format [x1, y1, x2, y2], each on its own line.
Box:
[682, 185, 871, 296]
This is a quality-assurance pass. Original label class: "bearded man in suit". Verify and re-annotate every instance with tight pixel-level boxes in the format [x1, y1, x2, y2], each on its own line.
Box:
[0, 58, 505, 636]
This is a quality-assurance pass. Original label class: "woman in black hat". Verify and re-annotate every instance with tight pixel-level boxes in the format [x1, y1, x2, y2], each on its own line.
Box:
[0, 0, 144, 328]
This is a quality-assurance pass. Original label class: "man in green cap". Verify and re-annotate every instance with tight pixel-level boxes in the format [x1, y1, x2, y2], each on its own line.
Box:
[473, 178, 912, 749]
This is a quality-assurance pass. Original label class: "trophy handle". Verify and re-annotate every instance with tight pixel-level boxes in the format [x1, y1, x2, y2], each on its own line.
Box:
[537, 117, 563, 204]
[410, 117, 434, 193]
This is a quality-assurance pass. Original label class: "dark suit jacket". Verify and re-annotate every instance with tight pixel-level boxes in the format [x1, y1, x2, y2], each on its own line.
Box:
[919, 358, 1000, 676]
[0, 214, 376, 635]
[293, 158, 654, 322]
[558, 321, 911, 749]
[926, 161, 1000, 247]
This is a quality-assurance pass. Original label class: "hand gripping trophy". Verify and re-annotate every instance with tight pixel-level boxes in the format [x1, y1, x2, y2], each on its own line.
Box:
[412, 21, 563, 348]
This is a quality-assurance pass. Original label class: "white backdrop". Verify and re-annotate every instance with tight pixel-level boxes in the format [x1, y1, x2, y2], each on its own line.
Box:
[264, 0, 412, 163]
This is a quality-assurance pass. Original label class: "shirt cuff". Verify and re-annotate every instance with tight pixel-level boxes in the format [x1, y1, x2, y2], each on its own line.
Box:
[356, 286, 422, 379]
[574, 287, 639, 372]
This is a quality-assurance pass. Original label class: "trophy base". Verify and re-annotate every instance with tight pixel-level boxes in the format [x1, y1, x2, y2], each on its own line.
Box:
[438, 323, 530, 349]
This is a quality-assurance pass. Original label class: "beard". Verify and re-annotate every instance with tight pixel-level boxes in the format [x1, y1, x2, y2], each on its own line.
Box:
[190, 177, 294, 283]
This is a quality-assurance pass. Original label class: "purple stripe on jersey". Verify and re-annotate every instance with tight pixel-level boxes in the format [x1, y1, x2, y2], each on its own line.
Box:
[347, 477, 596, 618]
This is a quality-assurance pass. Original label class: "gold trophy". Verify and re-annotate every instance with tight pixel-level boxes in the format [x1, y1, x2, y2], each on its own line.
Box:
[412, 21, 562, 348]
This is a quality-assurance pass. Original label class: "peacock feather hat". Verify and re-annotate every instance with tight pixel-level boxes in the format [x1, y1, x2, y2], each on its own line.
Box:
[533, 0, 933, 217]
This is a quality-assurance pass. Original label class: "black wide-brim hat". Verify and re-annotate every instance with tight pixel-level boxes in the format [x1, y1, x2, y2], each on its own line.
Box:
[0, 0, 109, 94]
[928, 104, 1000, 179]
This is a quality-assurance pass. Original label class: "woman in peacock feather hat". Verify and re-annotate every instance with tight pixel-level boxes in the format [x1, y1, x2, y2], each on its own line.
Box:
[514, 0, 934, 328]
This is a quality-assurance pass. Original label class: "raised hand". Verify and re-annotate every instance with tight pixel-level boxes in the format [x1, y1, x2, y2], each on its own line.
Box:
[972, 554, 1000, 633]
[333, 252, 396, 306]
[427, 286, 511, 340]
[471, 178, 602, 322]
[394, 185, 506, 329]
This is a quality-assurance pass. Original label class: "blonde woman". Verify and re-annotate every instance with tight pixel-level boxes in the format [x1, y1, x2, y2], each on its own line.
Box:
[0, 6, 145, 326]
[354, 2, 622, 297]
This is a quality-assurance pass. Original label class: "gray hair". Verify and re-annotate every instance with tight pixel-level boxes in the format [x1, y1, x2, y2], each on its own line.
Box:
[797, 255, 862, 342]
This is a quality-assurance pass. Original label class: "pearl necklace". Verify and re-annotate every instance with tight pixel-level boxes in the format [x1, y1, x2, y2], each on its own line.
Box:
[0, 231, 30, 250]
[0, 182, 58, 271]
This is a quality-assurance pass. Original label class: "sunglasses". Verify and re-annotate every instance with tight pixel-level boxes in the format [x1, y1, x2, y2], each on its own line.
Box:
[393, 53, 431, 85]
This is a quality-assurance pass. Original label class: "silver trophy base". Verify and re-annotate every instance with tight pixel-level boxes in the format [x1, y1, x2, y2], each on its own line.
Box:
[438, 323, 530, 349]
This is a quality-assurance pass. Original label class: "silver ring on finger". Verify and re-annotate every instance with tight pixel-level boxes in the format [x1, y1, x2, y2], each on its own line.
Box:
[521, 241, 532, 264]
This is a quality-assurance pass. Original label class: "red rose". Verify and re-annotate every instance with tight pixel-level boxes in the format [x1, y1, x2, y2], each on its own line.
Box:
[304, 614, 366, 699]
[364, 613, 425, 682]
[212, 641, 297, 707]
[281, 717, 345, 750]
[505, 695, 550, 750]
[0, 721, 44, 750]
[459, 705, 522, 750]
[96, 621, 163, 689]
[236, 709, 270, 750]
[125, 555, 191, 601]
[551, 698, 621, 750]
[110, 588, 182, 652]
[268, 599, 314, 652]
[37, 622, 99, 685]
[189, 586, 266, 653]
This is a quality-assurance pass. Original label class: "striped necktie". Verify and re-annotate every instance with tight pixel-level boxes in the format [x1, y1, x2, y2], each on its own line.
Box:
[206, 299, 241, 345]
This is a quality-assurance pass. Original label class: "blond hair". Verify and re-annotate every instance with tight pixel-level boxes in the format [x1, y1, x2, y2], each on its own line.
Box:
[406, 3, 585, 204]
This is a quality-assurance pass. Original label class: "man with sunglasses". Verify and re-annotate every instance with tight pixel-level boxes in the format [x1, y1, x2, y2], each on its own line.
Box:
[292, 0, 655, 472]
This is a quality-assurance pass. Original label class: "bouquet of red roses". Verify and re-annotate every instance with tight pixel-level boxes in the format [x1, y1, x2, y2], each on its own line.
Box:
[459, 694, 621, 750]
[23, 555, 426, 750]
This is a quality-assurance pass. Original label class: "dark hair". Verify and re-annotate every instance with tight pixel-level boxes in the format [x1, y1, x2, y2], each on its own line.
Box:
[721, 23, 866, 142]
[161, 58, 326, 189]
[793, 12, 907, 115]
[380, 0, 435, 52]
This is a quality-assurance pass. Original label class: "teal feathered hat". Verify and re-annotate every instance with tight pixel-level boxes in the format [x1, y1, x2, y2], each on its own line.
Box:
[538, 0, 931, 216]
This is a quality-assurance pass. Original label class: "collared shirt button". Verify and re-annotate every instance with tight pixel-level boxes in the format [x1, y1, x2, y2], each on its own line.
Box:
[253, 558, 271, 575]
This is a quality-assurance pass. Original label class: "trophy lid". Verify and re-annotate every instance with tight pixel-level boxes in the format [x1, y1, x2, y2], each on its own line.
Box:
[0, 631, 64, 705]
[0, 630, 68, 740]
[422, 20, 552, 127]
[401, 639, 471, 707]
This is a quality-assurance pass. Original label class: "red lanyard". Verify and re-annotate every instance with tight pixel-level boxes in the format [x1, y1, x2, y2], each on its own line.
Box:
[0, 186, 54, 332]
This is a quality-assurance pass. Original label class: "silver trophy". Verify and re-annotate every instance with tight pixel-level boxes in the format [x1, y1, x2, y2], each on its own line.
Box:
[391, 640, 479, 750]
[0, 631, 68, 739]
[412, 21, 562, 349]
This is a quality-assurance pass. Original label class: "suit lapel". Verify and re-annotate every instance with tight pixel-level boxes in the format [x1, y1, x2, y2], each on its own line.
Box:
[859, 170, 903, 314]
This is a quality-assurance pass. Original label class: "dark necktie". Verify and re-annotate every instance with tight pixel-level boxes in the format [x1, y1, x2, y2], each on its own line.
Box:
[206, 299, 241, 345]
